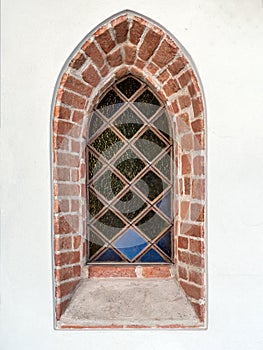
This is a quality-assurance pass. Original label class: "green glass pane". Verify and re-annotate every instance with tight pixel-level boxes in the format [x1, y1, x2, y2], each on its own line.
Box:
[97, 90, 124, 118]
[135, 170, 168, 201]
[89, 112, 104, 139]
[134, 90, 160, 118]
[88, 151, 102, 179]
[115, 190, 147, 221]
[155, 152, 171, 180]
[88, 230, 105, 258]
[114, 108, 144, 139]
[93, 170, 125, 200]
[115, 149, 145, 181]
[93, 210, 126, 240]
[116, 77, 141, 98]
[153, 112, 171, 140]
[134, 129, 166, 161]
[91, 128, 124, 160]
[88, 190, 104, 218]
[136, 210, 169, 240]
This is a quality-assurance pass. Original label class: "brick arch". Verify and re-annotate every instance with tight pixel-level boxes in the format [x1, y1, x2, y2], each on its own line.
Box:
[52, 10, 206, 324]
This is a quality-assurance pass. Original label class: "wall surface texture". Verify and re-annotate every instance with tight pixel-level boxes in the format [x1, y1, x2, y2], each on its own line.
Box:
[1, 0, 263, 349]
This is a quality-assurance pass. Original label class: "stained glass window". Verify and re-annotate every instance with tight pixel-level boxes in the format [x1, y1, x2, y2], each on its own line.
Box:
[86, 76, 174, 263]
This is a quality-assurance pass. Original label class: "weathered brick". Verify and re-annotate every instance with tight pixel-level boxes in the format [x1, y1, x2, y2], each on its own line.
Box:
[56, 299, 70, 320]
[191, 203, 204, 222]
[152, 40, 178, 68]
[191, 119, 204, 133]
[54, 120, 81, 138]
[61, 91, 86, 109]
[181, 223, 204, 238]
[123, 44, 136, 65]
[89, 266, 136, 278]
[180, 281, 204, 300]
[177, 113, 190, 134]
[56, 280, 80, 298]
[82, 65, 100, 87]
[192, 97, 203, 118]
[163, 79, 180, 96]
[168, 57, 187, 75]
[107, 48, 122, 67]
[55, 265, 81, 281]
[73, 235, 81, 249]
[146, 62, 159, 75]
[54, 236, 72, 251]
[54, 167, 70, 181]
[189, 238, 204, 255]
[179, 95, 191, 109]
[181, 133, 193, 151]
[182, 154, 191, 175]
[180, 200, 190, 220]
[157, 70, 170, 84]
[192, 178, 205, 200]
[54, 215, 79, 234]
[95, 30, 115, 53]
[192, 302, 205, 322]
[53, 135, 69, 150]
[130, 19, 146, 45]
[184, 177, 191, 195]
[178, 70, 191, 87]
[64, 76, 92, 96]
[54, 106, 71, 120]
[70, 52, 86, 70]
[54, 199, 70, 213]
[142, 266, 171, 278]
[83, 41, 104, 68]
[138, 30, 161, 61]
[113, 18, 129, 43]
[55, 251, 80, 266]
[178, 236, 188, 249]
[193, 155, 204, 175]
[178, 265, 188, 280]
[55, 183, 80, 196]
[189, 270, 204, 285]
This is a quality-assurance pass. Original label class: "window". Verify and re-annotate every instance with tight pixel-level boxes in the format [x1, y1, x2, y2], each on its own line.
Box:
[87, 76, 174, 263]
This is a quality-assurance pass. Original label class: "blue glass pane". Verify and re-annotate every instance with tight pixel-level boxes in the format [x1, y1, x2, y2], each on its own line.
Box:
[113, 229, 147, 260]
[95, 248, 123, 262]
[156, 231, 171, 257]
[138, 248, 166, 262]
[156, 191, 171, 218]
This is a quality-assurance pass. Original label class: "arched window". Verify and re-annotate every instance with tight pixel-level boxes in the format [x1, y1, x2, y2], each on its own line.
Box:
[87, 75, 173, 263]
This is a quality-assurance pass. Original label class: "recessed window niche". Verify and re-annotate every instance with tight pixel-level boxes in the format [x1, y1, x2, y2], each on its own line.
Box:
[52, 10, 206, 329]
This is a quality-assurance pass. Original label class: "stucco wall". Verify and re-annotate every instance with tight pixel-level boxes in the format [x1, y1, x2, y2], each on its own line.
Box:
[1, 0, 263, 349]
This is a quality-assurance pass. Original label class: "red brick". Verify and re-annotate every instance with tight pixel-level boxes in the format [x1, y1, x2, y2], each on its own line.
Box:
[168, 57, 186, 75]
[152, 40, 178, 68]
[54, 236, 72, 251]
[135, 58, 145, 69]
[71, 168, 79, 181]
[180, 134, 193, 151]
[191, 203, 204, 222]
[71, 199, 80, 212]
[54, 106, 71, 120]
[73, 235, 81, 249]
[55, 183, 80, 196]
[55, 251, 80, 266]
[181, 223, 204, 238]
[189, 239, 204, 255]
[100, 64, 109, 77]
[184, 177, 191, 195]
[70, 52, 86, 70]
[178, 265, 188, 280]
[130, 19, 146, 45]
[96, 30, 115, 54]
[177, 113, 190, 134]
[56, 280, 80, 298]
[138, 30, 161, 61]
[146, 62, 159, 75]
[123, 44, 136, 65]
[180, 201, 190, 220]
[82, 65, 100, 87]
[192, 302, 205, 322]
[71, 140, 81, 153]
[171, 100, 179, 114]
[193, 156, 204, 175]
[54, 199, 70, 213]
[107, 48, 122, 67]
[53, 135, 69, 150]
[194, 133, 205, 150]
[191, 119, 204, 133]
[54, 120, 81, 138]
[180, 281, 204, 299]
[189, 270, 204, 285]
[61, 91, 86, 109]
[142, 266, 171, 278]
[182, 154, 191, 175]
[83, 41, 104, 68]
[80, 163, 86, 179]
[64, 76, 92, 96]
[115, 66, 128, 79]
[179, 95, 191, 109]
[55, 265, 81, 281]
[54, 167, 70, 181]
[188, 83, 199, 97]
[55, 152, 79, 167]
[89, 266, 136, 278]
[56, 299, 70, 320]
[192, 97, 203, 118]
[54, 215, 79, 234]
[178, 250, 190, 264]
[189, 253, 204, 268]
[157, 70, 170, 84]
[178, 70, 191, 87]
[178, 236, 188, 249]
[192, 178, 205, 200]
[113, 18, 128, 43]
[163, 79, 180, 96]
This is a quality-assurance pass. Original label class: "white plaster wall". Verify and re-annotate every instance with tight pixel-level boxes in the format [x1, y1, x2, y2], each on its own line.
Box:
[1, 0, 263, 349]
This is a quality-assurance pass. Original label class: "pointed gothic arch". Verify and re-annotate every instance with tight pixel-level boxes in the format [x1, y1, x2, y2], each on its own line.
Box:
[52, 10, 206, 326]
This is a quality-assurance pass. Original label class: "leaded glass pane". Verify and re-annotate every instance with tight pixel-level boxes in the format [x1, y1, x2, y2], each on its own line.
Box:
[87, 75, 173, 263]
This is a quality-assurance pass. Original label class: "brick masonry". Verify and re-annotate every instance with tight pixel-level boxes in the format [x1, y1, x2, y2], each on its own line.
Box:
[52, 11, 206, 325]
